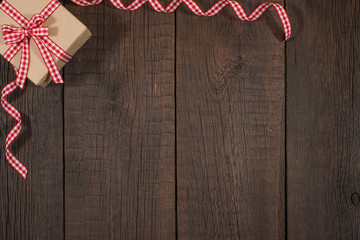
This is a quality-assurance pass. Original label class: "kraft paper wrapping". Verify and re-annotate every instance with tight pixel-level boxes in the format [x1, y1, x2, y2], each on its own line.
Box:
[0, 0, 92, 87]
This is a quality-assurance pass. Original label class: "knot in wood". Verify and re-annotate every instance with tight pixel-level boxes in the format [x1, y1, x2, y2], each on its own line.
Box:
[351, 192, 360, 206]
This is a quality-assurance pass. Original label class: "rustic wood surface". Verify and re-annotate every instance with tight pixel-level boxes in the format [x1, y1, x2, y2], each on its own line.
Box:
[0, 0, 359, 239]
[286, 0, 360, 239]
[64, 1, 175, 239]
[176, 0, 285, 239]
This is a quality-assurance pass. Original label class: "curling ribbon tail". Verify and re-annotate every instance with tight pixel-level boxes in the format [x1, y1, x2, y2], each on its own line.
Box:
[70, 0, 291, 41]
[1, 80, 27, 179]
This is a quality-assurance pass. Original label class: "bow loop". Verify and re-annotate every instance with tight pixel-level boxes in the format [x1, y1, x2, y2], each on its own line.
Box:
[30, 27, 48, 37]
[26, 14, 45, 30]
[2, 25, 20, 35]
[2, 24, 26, 44]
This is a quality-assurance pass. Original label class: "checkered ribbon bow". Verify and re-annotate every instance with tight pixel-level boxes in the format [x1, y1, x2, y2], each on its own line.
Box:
[70, 0, 292, 41]
[3, 14, 50, 89]
[3, 14, 48, 45]
[0, 0, 72, 179]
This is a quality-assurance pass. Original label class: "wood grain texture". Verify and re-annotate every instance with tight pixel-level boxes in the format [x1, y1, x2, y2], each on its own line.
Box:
[2, 0, 360, 239]
[286, 0, 360, 239]
[176, 0, 286, 239]
[0, 60, 64, 239]
[64, 1, 176, 239]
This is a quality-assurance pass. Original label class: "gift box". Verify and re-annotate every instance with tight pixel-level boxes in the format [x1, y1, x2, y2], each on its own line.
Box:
[0, 0, 92, 87]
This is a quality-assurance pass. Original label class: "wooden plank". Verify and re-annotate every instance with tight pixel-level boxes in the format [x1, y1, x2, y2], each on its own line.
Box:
[286, 0, 360, 239]
[0, 59, 64, 238]
[64, 2, 176, 239]
[176, 0, 286, 239]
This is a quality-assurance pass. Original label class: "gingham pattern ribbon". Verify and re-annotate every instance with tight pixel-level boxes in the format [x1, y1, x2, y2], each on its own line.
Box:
[0, 0, 72, 179]
[70, 0, 291, 41]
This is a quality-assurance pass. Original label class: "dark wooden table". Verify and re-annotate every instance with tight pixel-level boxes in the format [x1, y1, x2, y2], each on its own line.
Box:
[1, 0, 359, 239]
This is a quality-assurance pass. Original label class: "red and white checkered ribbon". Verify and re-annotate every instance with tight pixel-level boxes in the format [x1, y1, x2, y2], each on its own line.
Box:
[70, 0, 291, 41]
[0, 0, 72, 179]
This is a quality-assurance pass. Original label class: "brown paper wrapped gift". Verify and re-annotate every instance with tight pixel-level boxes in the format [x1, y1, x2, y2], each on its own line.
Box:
[0, 0, 92, 87]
